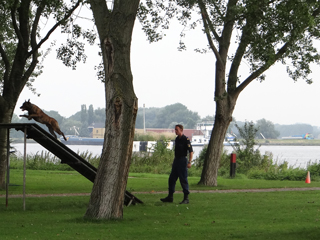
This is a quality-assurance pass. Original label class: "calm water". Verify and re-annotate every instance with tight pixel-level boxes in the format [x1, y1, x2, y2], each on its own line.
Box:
[11, 143, 320, 169]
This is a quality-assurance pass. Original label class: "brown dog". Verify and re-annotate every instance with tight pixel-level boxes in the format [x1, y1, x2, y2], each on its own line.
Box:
[19, 99, 67, 141]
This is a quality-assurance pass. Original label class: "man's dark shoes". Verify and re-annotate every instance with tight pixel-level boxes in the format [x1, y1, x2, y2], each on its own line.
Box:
[179, 199, 189, 204]
[180, 193, 189, 204]
[160, 196, 173, 203]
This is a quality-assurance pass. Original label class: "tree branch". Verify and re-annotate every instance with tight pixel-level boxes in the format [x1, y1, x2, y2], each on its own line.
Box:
[28, 0, 83, 57]
[10, 0, 24, 48]
[236, 41, 291, 94]
[30, 2, 45, 51]
[198, 0, 221, 41]
[235, 4, 320, 96]
[197, 0, 223, 65]
[0, 43, 10, 85]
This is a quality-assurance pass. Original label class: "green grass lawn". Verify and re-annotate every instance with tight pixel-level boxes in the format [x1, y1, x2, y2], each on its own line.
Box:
[1, 170, 320, 239]
[3, 170, 320, 196]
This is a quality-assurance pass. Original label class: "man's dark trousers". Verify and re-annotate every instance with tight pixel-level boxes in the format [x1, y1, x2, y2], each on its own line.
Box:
[168, 156, 190, 195]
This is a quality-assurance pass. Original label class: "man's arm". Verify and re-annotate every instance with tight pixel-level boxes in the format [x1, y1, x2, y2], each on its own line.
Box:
[187, 152, 193, 168]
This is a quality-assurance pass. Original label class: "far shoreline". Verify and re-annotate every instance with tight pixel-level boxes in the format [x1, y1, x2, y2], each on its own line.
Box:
[10, 138, 320, 146]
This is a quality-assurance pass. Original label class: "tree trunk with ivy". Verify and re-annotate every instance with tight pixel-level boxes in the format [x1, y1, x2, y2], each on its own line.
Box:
[84, 0, 140, 219]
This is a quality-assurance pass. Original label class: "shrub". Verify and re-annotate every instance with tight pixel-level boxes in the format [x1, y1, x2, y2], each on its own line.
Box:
[130, 140, 175, 174]
[9, 150, 100, 171]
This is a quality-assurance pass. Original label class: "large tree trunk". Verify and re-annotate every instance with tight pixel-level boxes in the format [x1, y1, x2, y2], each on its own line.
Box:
[84, 0, 140, 219]
[0, 100, 14, 189]
[0, 96, 25, 189]
[198, 98, 235, 186]
[198, 57, 238, 186]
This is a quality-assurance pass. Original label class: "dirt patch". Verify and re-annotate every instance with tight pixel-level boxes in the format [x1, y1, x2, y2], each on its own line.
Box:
[2, 187, 320, 198]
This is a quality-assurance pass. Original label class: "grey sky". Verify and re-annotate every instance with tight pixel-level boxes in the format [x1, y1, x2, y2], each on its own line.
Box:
[14, 12, 320, 127]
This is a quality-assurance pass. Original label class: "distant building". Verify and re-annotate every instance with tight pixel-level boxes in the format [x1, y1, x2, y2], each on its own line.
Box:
[144, 128, 203, 138]
[88, 123, 105, 138]
[195, 121, 214, 137]
[89, 126, 205, 139]
[92, 128, 105, 138]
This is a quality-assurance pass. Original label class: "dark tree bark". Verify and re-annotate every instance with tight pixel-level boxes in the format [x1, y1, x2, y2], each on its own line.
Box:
[84, 0, 140, 219]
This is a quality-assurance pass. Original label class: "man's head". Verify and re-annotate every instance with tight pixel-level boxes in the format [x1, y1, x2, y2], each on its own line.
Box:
[175, 124, 183, 136]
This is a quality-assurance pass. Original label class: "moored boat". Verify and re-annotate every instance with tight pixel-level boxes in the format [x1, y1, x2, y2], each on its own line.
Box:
[60, 135, 104, 145]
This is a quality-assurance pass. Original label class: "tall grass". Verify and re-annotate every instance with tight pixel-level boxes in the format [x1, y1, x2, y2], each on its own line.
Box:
[10, 150, 101, 170]
[9, 140, 320, 182]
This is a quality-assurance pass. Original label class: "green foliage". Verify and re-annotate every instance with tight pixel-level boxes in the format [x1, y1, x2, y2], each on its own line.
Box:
[135, 103, 201, 129]
[9, 151, 73, 171]
[134, 133, 157, 141]
[192, 120, 320, 181]
[130, 141, 175, 175]
[256, 118, 280, 139]
[139, 0, 320, 83]
[9, 150, 101, 171]
[275, 123, 314, 138]
[231, 121, 264, 173]
[0, 0, 86, 95]
[78, 150, 101, 168]
[193, 145, 208, 169]
[193, 145, 232, 176]
[130, 140, 201, 177]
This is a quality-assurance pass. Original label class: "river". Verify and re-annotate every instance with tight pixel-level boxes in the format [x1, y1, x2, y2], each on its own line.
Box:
[11, 143, 320, 169]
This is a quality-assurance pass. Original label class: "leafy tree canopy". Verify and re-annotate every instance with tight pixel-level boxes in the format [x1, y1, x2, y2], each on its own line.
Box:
[275, 123, 314, 138]
[256, 118, 280, 139]
[136, 103, 201, 129]
[139, 0, 320, 84]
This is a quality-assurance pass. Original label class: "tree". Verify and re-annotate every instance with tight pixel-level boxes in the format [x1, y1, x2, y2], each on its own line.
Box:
[256, 118, 280, 139]
[201, 115, 215, 122]
[81, 104, 88, 124]
[139, 0, 320, 186]
[84, 0, 140, 219]
[154, 103, 200, 128]
[232, 121, 262, 173]
[135, 103, 200, 129]
[136, 106, 160, 128]
[0, 0, 84, 189]
[275, 123, 314, 138]
[88, 104, 94, 125]
[93, 107, 106, 124]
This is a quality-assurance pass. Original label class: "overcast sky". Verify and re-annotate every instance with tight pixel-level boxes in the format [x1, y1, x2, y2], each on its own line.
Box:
[14, 8, 320, 127]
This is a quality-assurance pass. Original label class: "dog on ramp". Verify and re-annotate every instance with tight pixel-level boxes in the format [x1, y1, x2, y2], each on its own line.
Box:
[19, 99, 67, 141]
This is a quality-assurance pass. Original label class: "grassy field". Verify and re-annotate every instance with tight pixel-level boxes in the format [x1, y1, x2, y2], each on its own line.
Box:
[1, 170, 320, 239]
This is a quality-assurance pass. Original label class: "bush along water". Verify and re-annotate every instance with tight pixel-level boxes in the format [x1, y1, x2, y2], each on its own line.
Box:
[9, 150, 101, 171]
[194, 144, 318, 181]
[9, 131, 319, 181]
[129, 140, 202, 176]
[193, 121, 320, 181]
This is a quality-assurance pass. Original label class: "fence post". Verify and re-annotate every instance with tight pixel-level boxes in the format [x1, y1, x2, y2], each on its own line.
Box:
[230, 153, 236, 178]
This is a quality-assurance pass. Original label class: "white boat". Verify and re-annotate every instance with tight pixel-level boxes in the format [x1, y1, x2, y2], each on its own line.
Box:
[191, 121, 238, 146]
[191, 134, 238, 147]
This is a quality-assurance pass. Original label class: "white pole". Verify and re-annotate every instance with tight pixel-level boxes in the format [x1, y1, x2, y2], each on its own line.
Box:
[6, 128, 10, 208]
[143, 104, 146, 133]
[23, 127, 27, 211]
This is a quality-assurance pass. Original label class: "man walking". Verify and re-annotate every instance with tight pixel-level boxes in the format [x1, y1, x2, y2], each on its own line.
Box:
[160, 124, 193, 204]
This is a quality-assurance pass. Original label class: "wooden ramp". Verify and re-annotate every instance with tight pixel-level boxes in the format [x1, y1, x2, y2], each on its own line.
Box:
[0, 123, 142, 206]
